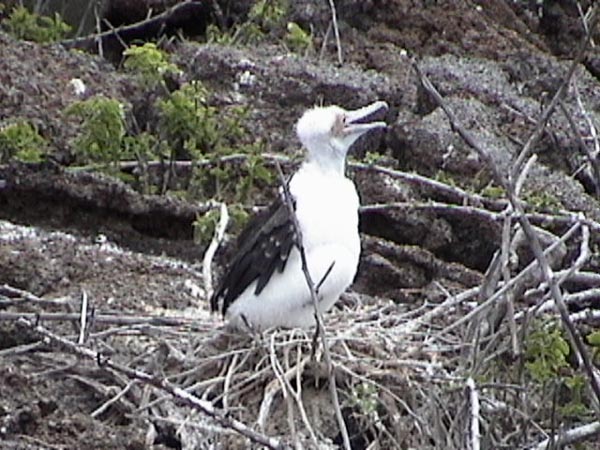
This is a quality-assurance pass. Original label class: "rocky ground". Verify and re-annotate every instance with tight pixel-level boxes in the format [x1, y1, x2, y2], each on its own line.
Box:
[1, 1, 600, 449]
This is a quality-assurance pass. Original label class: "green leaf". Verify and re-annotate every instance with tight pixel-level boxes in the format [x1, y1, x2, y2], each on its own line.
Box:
[123, 43, 180, 89]
[587, 331, 600, 347]
[66, 96, 126, 168]
[3, 6, 70, 43]
[0, 121, 47, 163]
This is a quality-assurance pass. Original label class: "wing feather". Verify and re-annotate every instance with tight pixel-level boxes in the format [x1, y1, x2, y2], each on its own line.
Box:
[210, 192, 298, 315]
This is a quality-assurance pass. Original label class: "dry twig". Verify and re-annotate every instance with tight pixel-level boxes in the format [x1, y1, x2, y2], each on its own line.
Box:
[413, 8, 600, 410]
[18, 317, 283, 450]
[202, 201, 229, 300]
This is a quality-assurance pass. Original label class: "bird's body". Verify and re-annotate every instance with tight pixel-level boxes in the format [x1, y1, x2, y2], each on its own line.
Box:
[211, 101, 388, 330]
[225, 161, 360, 329]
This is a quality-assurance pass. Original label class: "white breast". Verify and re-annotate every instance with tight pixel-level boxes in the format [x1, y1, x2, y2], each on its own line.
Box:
[290, 163, 360, 260]
[225, 162, 360, 330]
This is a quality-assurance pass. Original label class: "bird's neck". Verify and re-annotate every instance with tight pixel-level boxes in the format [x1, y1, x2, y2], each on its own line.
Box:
[305, 145, 346, 176]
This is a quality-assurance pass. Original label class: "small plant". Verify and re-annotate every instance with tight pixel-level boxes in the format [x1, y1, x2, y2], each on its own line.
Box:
[66, 96, 127, 169]
[249, 0, 286, 30]
[234, 146, 274, 202]
[193, 203, 249, 244]
[560, 374, 589, 418]
[588, 330, 600, 365]
[207, 0, 288, 46]
[434, 170, 460, 188]
[3, 6, 71, 43]
[350, 382, 379, 417]
[194, 207, 222, 244]
[156, 81, 217, 159]
[123, 43, 180, 89]
[156, 81, 270, 201]
[123, 132, 158, 193]
[480, 184, 505, 199]
[524, 321, 592, 420]
[0, 121, 47, 163]
[523, 189, 562, 211]
[525, 323, 570, 383]
[284, 22, 313, 54]
[361, 150, 385, 165]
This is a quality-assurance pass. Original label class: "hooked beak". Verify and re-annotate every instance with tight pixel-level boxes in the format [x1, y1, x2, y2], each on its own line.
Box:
[344, 101, 389, 136]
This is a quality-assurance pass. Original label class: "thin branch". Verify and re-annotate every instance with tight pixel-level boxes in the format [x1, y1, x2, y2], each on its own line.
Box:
[274, 161, 351, 450]
[414, 12, 600, 410]
[202, 201, 229, 300]
[558, 98, 600, 194]
[531, 421, 600, 450]
[327, 0, 343, 65]
[349, 160, 505, 210]
[439, 222, 581, 334]
[90, 380, 136, 418]
[18, 317, 283, 450]
[0, 284, 73, 307]
[61, 1, 208, 52]
[73, 154, 507, 211]
[0, 311, 195, 327]
[78, 290, 89, 345]
[360, 201, 600, 232]
[573, 82, 600, 192]
[511, 5, 598, 178]
[466, 378, 481, 450]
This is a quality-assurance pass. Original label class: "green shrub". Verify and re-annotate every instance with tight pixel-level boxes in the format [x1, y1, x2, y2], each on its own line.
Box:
[66, 96, 126, 169]
[3, 6, 71, 43]
[123, 43, 180, 89]
[525, 321, 592, 420]
[284, 22, 313, 54]
[156, 81, 215, 157]
[525, 323, 570, 383]
[207, 0, 288, 46]
[0, 121, 47, 163]
[193, 203, 249, 245]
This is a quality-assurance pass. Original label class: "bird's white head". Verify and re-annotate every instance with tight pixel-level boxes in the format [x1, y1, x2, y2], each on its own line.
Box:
[296, 101, 389, 172]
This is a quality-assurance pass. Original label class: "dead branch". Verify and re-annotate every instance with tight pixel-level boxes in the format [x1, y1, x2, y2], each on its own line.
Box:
[360, 201, 600, 232]
[440, 222, 581, 334]
[467, 378, 481, 450]
[327, 0, 343, 65]
[202, 201, 229, 300]
[531, 421, 600, 450]
[413, 4, 600, 410]
[0, 311, 196, 327]
[18, 317, 283, 450]
[0, 284, 74, 307]
[61, 1, 210, 52]
[91, 153, 507, 211]
[558, 99, 600, 194]
[511, 8, 598, 178]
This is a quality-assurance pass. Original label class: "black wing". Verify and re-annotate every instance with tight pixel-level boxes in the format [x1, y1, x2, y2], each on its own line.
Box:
[210, 192, 298, 315]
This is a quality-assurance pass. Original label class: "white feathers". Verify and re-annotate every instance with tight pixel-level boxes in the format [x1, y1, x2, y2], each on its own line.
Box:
[226, 160, 360, 329]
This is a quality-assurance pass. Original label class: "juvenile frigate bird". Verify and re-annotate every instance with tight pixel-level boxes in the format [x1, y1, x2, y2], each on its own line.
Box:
[210, 100, 388, 330]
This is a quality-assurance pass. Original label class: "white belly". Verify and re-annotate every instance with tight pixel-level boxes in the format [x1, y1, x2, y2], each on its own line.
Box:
[226, 165, 360, 330]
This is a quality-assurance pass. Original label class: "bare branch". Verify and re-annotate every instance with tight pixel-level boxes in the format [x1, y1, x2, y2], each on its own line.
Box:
[18, 317, 283, 450]
[467, 378, 481, 450]
[531, 421, 600, 450]
[414, 9, 600, 409]
[202, 201, 229, 300]
[327, 0, 343, 65]
[61, 1, 209, 53]
[0, 311, 195, 327]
